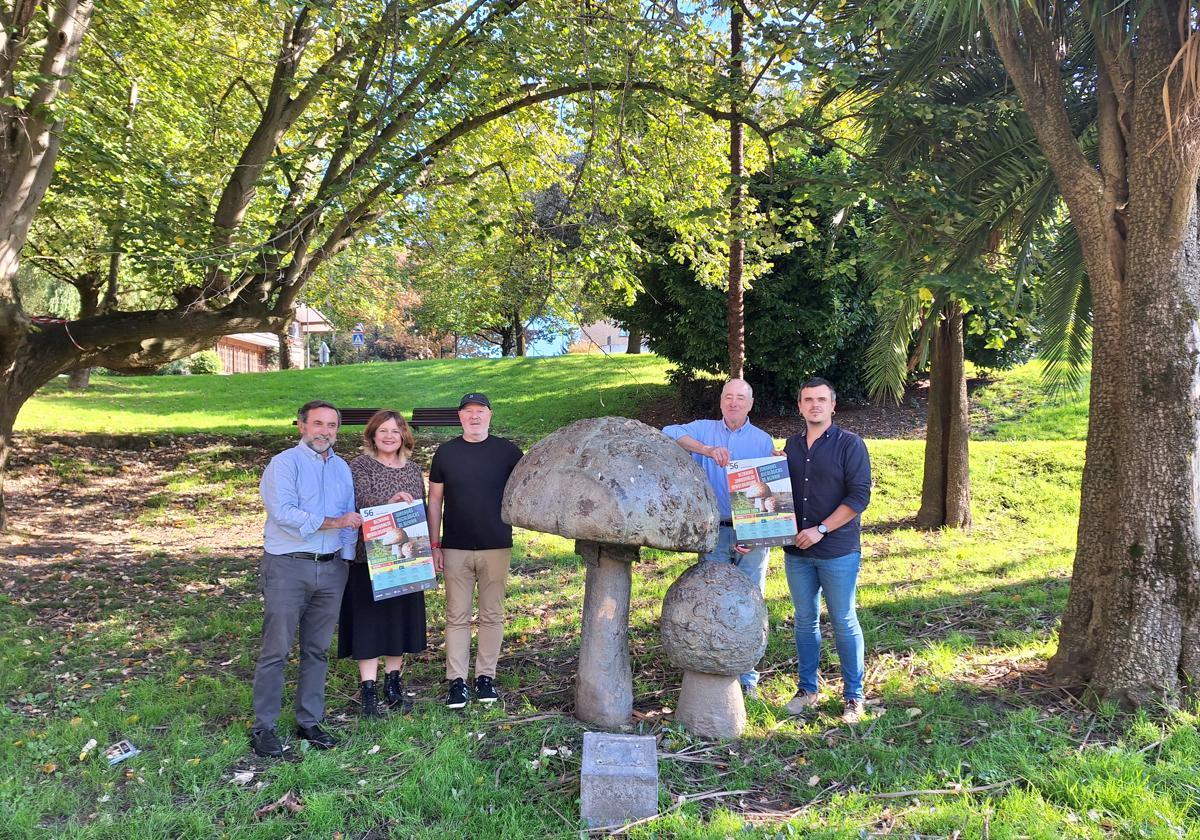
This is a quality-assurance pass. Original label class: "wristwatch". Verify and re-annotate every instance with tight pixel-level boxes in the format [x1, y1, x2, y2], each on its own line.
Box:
[816, 523, 829, 535]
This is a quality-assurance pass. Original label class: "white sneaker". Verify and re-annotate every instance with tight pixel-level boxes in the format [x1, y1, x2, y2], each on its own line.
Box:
[784, 691, 820, 715]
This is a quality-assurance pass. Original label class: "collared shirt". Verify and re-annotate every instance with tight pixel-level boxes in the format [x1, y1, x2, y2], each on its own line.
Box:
[260, 442, 357, 559]
[662, 418, 775, 520]
[782, 424, 871, 560]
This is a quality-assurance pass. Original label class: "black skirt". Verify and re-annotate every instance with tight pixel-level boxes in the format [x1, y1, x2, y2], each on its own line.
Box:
[337, 562, 428, 660]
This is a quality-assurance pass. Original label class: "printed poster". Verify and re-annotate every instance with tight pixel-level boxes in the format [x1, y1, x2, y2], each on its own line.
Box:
[359, 500, 438, 601]
[726, 455, 798, 547]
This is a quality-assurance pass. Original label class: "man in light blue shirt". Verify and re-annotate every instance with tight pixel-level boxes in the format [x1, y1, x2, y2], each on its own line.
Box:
[663, 378, 776, 697]
[250, 400, 361, 758]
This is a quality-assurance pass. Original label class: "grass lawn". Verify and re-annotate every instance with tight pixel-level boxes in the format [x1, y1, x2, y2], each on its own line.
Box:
[971, 360, 1090, 441]
[15, 355, 675, 439]
[3, 357, 1196, 838]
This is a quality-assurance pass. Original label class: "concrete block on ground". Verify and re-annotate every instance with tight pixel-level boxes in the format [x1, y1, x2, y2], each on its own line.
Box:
[580, 731, 659, 828]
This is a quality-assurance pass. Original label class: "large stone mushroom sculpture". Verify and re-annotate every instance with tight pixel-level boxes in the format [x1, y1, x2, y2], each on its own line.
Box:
[661, 561, 768, 738]
[501, 417, 718, 728]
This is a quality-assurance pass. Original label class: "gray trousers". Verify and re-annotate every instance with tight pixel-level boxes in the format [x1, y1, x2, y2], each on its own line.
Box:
[251, 552, 348, 732]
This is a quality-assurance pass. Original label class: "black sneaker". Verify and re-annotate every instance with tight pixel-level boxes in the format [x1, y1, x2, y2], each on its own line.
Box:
[295, 724, 336, 749]
[250, 728, 283, 757]
[446, 677, 469, 709]
[475, 675, 499, 704]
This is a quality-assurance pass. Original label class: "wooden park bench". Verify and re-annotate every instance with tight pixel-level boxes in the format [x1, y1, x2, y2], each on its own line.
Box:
[294, 407, 461, 427]
[409, 407, 462, 428]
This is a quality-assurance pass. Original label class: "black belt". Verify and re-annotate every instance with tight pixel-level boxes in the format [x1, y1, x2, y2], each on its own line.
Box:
[719, 520, 733, 527]
[286, 551, 340, 562]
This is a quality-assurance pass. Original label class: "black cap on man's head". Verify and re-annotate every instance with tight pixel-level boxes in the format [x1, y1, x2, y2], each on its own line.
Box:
[459, 392, 491, 409]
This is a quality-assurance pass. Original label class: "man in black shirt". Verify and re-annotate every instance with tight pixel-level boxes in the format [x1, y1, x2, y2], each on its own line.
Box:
[428, 392, 523, 709]
[781, 378, 872, 723]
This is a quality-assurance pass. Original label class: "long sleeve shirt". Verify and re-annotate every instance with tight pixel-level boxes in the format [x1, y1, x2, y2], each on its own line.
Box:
[782, 424, 871, 559]
[661, 418, 775, 520]
[260, 442, 357, 559]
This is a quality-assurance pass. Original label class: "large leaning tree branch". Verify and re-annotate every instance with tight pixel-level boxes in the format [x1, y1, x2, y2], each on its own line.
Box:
[0, 0, 95, 353]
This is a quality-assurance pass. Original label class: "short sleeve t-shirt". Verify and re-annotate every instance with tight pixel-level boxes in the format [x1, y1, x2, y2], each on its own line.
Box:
[429, 435, 524, 550]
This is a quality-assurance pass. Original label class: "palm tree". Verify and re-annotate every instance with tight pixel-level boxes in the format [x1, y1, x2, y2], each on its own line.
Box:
[850, 11, 1081, 529]
[838, 0, 1200, 706]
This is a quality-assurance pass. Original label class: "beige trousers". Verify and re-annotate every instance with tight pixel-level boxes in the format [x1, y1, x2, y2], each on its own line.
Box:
[442, 547, 511, 680]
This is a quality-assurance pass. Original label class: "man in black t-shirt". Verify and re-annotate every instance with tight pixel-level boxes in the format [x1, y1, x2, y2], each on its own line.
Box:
[428, 392, 523, 709]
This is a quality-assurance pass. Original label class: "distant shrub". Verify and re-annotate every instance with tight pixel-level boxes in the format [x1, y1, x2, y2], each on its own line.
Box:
[186, 350, 222, 375]
[153, 359, 188, 376]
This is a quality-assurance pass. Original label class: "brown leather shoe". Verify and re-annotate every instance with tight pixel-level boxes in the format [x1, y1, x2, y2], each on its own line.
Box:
[841, 700, 867, 725]
[784, 691, 820, 715]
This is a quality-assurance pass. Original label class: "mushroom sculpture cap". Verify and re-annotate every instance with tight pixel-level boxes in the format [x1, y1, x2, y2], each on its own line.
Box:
[661, 562, 768, 675]
[501, 417, 719, 553]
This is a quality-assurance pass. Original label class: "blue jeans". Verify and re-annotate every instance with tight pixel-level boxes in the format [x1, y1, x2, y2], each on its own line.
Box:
[783, 551, 864, 701]
[699, 525, 769, 689]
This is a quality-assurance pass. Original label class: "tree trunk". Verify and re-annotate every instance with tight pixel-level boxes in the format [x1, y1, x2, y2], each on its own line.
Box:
[67, 367, 92, 390]
[725, 7, 745, 380]
[513, 312, 526, 357]
[1048, 265, 1123, 682]
[0, 399, 15, 532]
[1024, 4, 1200, 703]
[915, 303, 971, 529]
[277, 332, 292, 369]
[0, 342, 69, 530]
[1082, 7, 1200, 701]
[1088, 199, 1200, 704]
[625, 325, 642, 354]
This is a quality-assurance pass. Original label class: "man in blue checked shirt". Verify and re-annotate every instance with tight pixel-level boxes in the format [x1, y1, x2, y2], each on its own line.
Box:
[663, 378, 775, 698]
[250, 400, 362, 758]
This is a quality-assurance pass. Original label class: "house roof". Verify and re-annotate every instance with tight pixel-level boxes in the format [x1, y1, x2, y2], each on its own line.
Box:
[220, 332, 279, 349]
[294, 304, 334, 333]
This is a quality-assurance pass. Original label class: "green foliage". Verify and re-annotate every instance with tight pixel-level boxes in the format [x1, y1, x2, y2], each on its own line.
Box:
[841, 3, 1090, 401]
[184, 351, 221, 376]
[612, 148, 878, 406]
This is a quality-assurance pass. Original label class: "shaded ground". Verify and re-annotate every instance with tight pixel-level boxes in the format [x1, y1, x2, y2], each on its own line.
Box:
[4, 428, 1071, 722]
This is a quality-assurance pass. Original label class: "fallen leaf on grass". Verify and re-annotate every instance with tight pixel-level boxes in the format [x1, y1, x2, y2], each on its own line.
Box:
[807, 775, 820, 786]
[906, 708, 923, 718]
[254, 790, 303, 819]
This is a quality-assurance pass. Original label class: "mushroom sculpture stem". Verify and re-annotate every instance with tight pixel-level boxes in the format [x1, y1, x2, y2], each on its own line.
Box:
[500, 417, 719, 730]
[575, 540, 636, 727]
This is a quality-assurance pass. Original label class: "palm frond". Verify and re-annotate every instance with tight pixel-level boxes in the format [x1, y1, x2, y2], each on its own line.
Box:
[864, 288, 924, 403]
[1038, 224, 1092, 393]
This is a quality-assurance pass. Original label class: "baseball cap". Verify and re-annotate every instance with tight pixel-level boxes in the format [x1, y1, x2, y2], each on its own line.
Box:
[459, 392, 491, 409]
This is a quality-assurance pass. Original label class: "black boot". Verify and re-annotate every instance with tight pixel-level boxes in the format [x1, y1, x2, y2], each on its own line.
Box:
[385, 670, 412, 713]
[360, 680, 382, 718]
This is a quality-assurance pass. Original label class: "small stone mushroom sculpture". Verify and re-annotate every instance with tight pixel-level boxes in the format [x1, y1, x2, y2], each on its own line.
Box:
[501, 417, 718, 728]
[660, 561, 768, 738]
